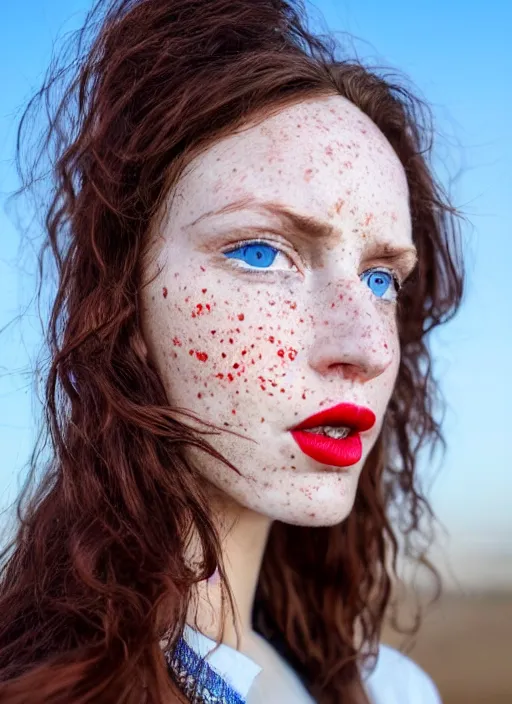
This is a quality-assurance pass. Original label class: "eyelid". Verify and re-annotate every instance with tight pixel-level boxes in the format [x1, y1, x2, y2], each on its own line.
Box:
[222, 236, 304, 272]
[362, 264, 401, 285]
[362, 257, 415, 287]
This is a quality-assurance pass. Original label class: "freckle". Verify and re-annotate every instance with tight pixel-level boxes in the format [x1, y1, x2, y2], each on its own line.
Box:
[162, 287, 168, 298]
[261, 417, 265, 423]
[238, 313, 245, 321]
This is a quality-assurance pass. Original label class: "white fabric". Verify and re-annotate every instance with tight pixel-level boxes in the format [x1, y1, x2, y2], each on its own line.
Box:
[365, 644, 442, 704]
[184, 626, 442, 703]
[183, 625, 262, 699]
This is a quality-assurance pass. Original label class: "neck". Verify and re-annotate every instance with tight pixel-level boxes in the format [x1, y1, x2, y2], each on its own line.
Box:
[186, 490, 272, 649]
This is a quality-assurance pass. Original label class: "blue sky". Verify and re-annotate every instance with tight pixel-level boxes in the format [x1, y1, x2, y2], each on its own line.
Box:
[1, 1, 510, 585]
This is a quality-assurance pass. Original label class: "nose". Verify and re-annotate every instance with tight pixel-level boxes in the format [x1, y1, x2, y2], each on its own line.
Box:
[306, 280, 396, 383]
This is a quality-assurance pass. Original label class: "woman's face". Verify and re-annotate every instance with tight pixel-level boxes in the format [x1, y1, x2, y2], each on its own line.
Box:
[141, 94, 415, 527]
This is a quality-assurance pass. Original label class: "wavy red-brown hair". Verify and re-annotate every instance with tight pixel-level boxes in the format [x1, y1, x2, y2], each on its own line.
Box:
[0, 1, 463, 702]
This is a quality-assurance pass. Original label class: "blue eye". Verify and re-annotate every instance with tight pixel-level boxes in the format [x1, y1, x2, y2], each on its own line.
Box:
[361, 268, 398, 301]
[224, 242, 279, 269]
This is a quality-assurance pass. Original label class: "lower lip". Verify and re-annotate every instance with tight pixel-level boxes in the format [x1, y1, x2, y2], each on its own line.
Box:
[290, 430, 363, 467]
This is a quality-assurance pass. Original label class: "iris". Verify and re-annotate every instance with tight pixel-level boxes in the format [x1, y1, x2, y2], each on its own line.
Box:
[224, 243, 278, 268]
[361, 269, 395, 299]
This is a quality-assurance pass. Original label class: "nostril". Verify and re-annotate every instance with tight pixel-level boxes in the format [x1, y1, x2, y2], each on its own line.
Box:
[340, 363, 367, 383]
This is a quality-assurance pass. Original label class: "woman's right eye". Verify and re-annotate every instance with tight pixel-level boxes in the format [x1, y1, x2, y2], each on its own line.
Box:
[223, 241, 294, 271]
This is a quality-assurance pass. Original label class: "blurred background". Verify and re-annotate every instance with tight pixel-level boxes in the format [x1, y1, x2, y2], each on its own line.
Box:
[1, 1, 510, 702]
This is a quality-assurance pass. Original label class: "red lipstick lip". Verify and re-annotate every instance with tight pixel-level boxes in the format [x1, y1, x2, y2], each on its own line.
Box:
[290, 402, 376, 433]
[289, 403, 376, 468]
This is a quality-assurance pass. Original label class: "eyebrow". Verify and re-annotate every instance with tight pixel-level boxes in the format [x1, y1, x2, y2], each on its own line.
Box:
[186, 196, 418, 263]
[187, 196, 335, 241]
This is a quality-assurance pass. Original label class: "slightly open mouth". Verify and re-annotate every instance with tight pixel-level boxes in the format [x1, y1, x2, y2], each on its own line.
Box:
[300, 425, 352, 440]
[290, 428, 362, 468]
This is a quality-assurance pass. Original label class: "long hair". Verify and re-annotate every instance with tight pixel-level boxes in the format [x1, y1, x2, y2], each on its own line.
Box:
[0, 1, 464, 702]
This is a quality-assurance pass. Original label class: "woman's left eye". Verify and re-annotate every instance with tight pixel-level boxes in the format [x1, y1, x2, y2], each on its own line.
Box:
[223, 241, 295, 271]
[360, 268, 399, 301]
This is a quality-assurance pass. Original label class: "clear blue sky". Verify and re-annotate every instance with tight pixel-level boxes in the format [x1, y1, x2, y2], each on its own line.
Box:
[1, 1, 510, 584]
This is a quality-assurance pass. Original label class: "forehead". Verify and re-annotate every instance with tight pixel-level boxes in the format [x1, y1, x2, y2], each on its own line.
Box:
[172, 94, 410, 233]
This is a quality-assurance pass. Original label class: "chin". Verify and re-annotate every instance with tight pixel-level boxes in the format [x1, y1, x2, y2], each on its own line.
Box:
[271, 499, 357, 528]
[242, 470, 361, 528]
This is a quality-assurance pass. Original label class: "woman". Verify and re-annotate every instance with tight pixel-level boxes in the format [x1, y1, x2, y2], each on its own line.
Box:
[0, 0, 464, 702]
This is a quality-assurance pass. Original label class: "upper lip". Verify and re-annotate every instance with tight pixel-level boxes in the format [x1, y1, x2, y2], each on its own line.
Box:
[290, 402, 376, 433]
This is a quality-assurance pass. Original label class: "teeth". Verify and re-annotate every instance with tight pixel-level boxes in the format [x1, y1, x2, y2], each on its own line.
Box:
[303, 425, 351, 439]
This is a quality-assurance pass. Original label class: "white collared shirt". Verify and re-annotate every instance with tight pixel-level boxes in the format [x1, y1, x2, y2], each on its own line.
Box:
[181, 625, 442, 703]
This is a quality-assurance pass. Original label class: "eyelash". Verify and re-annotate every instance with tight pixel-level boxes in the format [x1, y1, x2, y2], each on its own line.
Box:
[222, 238, 403, 297]
[222, 238, 300, 275]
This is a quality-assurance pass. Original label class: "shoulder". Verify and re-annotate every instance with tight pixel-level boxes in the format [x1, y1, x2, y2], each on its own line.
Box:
[364, 644, 442, 704]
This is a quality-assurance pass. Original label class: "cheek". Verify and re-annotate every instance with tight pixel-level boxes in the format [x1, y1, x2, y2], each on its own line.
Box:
[382, 316, 401, 393]
[155, 269, 306, 418]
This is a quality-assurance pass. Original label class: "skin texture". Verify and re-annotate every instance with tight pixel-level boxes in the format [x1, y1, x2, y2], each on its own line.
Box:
[141, 94, 416, 529]
[142, 94, 417, 655]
